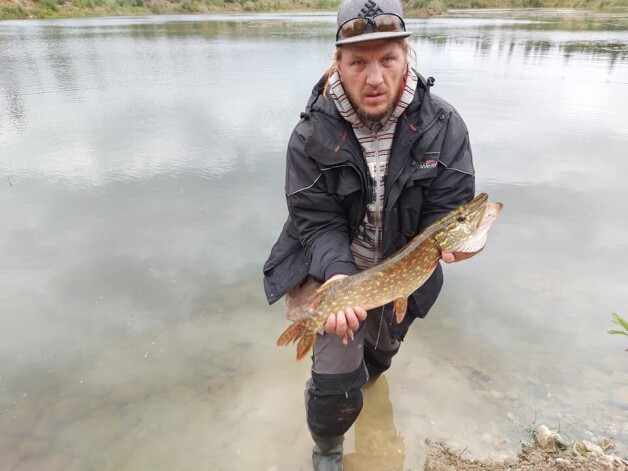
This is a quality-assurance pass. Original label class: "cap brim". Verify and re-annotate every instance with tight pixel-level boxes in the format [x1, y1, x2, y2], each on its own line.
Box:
[335, 31, 411, 46]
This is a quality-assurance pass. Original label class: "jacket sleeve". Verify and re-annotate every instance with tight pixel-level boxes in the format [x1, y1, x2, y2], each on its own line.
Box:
[419, 105, 476, 230]
[284, 126, 359, 281]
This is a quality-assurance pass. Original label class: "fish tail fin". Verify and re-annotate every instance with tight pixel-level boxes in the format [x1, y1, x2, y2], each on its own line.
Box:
[277, 319, 306, 347]
[296, 330, 317, 361]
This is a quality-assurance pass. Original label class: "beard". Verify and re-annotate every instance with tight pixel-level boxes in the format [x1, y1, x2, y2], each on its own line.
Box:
[356, 104, 391, 123]
[344, 84, 396, 124]
[345, 88, 395, 123]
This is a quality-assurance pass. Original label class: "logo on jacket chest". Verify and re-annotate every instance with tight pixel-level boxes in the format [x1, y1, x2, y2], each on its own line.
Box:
[418, 158, 438, 170]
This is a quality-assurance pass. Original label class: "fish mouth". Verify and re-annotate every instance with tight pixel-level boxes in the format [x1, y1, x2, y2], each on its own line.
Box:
[448, 198, 502, 253]
[477, 202, 503, 231]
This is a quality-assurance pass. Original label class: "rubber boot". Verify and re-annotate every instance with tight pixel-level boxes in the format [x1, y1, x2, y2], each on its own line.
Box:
[312, 434, 344, 471]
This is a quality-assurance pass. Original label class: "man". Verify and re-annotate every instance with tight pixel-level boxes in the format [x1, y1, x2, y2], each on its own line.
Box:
[263, 0, 478, 468]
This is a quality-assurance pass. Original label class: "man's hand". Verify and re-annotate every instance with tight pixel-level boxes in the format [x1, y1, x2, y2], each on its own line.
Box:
[441, 247, 484, 264]
[322, 274, 368, 337]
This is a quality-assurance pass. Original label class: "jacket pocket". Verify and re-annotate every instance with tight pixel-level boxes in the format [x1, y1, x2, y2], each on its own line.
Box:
[321, 164, 362, 198]
[397, 152, 440, 237]
[263, 218, 310, 305]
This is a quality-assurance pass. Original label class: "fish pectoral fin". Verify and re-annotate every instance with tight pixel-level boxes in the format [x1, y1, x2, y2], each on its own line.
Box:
[393, 297, 408, 324]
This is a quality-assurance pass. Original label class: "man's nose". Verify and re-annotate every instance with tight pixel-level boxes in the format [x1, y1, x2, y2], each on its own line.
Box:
[365, 63, 384, 86]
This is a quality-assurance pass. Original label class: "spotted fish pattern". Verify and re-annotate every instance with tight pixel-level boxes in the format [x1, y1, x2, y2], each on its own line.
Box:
[276, 193, 503, 361]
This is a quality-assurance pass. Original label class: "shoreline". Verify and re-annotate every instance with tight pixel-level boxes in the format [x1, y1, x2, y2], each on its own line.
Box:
[424, 425, 628, 471]
[1, 0, 626, 21]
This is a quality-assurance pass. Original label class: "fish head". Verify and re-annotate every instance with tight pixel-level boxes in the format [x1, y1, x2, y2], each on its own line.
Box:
[434, 193, 502, 253]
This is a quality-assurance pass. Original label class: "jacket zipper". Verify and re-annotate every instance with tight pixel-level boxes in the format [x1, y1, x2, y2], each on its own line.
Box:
[373, 131, 381, 266]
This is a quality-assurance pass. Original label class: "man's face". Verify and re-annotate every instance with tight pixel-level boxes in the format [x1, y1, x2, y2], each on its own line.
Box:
[337, 39, 407, 123]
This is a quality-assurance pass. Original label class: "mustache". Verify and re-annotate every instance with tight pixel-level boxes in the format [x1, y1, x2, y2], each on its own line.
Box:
[363, 86, 388, 96]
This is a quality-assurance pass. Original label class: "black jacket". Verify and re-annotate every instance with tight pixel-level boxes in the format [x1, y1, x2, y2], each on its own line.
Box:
[263, 72, 475, 337]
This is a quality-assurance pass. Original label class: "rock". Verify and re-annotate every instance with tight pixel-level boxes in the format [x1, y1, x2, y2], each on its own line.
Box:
[535, 425, 556, 449]
[534, 425, 567, 450]
[556, 457, 572, 468]
[573, 439, 606, 457]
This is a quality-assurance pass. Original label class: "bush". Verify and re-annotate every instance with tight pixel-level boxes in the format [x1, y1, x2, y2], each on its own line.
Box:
[1, 6, 30, 18]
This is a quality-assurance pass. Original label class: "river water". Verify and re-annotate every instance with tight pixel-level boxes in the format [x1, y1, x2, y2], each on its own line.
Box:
[0, 8, 627, 470]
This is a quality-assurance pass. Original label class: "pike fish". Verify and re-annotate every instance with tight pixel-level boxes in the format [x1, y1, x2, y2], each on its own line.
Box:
[277, 193, 503, 361]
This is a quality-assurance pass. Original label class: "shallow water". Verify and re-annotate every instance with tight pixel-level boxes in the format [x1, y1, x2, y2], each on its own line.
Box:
[0, 9, 627, 470]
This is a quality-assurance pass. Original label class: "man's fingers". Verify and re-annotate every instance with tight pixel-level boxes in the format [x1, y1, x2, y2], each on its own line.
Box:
[335, 311, 347, 335]
[441, 251, 455, 263]
[324, 308, 367, 337]
[345, 307, 360, 332]
[442, 247, 484, 264]
[354, 307, 368, 321]
[324, 313, 336, 334]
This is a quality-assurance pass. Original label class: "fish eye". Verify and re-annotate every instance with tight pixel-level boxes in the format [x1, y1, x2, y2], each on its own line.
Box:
[457, 216, 466, 223]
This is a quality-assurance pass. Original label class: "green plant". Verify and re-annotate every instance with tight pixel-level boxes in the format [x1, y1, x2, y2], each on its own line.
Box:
[608, 313, 628, 351]
[1, 6, 29, 18]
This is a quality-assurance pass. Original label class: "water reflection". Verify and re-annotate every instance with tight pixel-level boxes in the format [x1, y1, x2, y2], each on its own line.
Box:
[0, 8, 627, 470]
[344, 377, 406, 471]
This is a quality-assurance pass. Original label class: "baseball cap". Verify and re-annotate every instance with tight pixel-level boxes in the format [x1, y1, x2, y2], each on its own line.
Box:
[335, 0, 411, 46]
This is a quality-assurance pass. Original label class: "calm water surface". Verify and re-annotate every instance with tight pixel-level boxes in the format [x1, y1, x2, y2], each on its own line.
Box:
[1, 9, 627, 470]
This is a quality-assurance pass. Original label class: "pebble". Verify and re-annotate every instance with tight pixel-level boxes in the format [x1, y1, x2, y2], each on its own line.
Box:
[535, 425, 557, 449]
[576, 439, 605, 456]
[556, 457, 572, 467]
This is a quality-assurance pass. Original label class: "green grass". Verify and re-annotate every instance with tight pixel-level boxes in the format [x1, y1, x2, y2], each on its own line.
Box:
[608, 312, 628, 353]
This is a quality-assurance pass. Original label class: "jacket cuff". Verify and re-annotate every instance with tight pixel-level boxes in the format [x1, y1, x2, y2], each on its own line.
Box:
[324, 261, 359, 281]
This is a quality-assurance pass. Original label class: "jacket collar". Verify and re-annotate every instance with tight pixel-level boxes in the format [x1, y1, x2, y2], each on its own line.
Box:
[302, 69, 440, 166]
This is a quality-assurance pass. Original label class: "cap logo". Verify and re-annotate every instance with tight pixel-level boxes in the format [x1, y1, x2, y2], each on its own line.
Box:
[359, 0, 383, 17]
